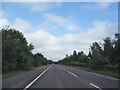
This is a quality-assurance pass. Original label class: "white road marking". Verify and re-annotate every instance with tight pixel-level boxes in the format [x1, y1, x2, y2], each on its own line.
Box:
[23, 65, 53, 90]
[67, 71, 78, 77]
[61, 68, 66, 71]
[60, 67, 66, 71]
[90, 83, 103, 90]
[93, 73, 119, 81]
[58, 65, 119, 80]
[58, 66, 78, 77]
[57, 66, 66, 71]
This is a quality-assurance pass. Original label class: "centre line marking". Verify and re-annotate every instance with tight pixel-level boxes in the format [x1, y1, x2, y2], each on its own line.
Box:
[61, 68, 65, 71]
[60, 67, 66, 71]
[57, 66, 66, 71]
[90, 83, 103, 90]
[23, 64, 53, 90]
[58, 66, 78, 77]
[67, 71, 78, 77]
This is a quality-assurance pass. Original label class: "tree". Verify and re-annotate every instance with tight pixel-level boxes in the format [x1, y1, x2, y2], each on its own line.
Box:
[72, 50, 78, 61]
[90, 42, 105, 69]
[88, 51, 92, 59]
[48, 60, 54, 64]
[114, 33, 120, 64]
[33, 53, 47, 67]
[103, 37, 114, 65]
[2, 27, 34, 72]
[78, 51, 88, 63]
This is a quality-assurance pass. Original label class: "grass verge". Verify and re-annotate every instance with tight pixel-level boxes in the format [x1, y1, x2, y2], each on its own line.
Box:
[2, 65, 47, 79]
[2, 70, 27, 79]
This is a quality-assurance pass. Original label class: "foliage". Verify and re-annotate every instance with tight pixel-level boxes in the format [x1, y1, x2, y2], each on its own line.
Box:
[2, 27, 48, 73]
[2, 27, 119, 75]
[57, 33, 120, 73]
[47, 60, 54, 64]
[58, 50, 89, 67]
[90, 42, 106, 69]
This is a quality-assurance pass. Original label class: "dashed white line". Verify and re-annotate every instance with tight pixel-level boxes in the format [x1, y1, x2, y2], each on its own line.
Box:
[58, 66, 78, 77]
[67, 71, 78, 77]
[90, 83, 103, 90]
[23, 65, 53, 90]
[57, 66, 66, 71]
[61, 68, 66, 71]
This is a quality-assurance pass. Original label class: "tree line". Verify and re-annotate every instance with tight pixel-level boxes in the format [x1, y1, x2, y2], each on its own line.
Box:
[2, 27, 120, 75]
[57, 33, 120, 73]
[2, 27, 52, 73]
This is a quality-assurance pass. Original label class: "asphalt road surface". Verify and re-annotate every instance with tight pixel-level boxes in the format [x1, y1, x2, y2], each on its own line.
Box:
[3, 64, 119, 89]
[3, 64, 120, 90]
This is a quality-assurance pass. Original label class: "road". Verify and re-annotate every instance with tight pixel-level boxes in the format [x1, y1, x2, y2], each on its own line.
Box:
[3, 64, 119, 89]
[2, 64, 120, 90]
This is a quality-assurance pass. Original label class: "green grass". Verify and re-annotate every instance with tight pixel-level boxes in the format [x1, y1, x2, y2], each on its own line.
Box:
[0, 74, 2, 80]
[2, 65, 46, 79]
[2, 70, 27, 79]
[92, 69, 119, 78]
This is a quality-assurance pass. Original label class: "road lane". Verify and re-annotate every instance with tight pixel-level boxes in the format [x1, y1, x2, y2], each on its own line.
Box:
[58, 65, 119, 88]
[3, 64, 119, 89]
[2, 65, 50, 88]
[23, 65, 53, 90]
[30, 64, 93, 88]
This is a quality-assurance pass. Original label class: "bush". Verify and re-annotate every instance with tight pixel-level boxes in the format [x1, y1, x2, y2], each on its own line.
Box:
[2, 66, 9, 73]
[103, 64, 118, 71]
[69, 62, 80, 66]
[79, 63, 87, 67]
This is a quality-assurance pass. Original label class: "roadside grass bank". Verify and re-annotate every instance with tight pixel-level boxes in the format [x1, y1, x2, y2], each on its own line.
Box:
[62, 64, 119, 79]
[78, 66, 119, 79]
[2, 65, 47, 79]
[0, 74, 2, 80]
[3, 70, 27, 79]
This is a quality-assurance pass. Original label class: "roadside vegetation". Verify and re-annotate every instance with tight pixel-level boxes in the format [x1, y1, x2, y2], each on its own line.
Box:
[2, 27, 53, 76]
[1, 26, 120, 79]
[57, 33, 120, 79]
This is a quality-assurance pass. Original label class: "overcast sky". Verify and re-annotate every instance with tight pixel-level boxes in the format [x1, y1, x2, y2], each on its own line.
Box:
[1, 2, 118, 61]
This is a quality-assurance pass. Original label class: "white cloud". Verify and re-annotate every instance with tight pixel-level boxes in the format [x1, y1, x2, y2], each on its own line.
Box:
[0, 9, 31, 31]
[1, 2, 117, 61]
[25, 29, 63, 60]
[22, 2, 62, 12]
[25, 21, 117, 61]
[44, 14, 65, 25]
[22, 3, 49, 11]
[11, 18, 31, 32]
[0, 10, 10, 27]
[0, 17, 31, 32]
[0, 17, 117, 61]
[26, 30, 59, 47]
[43, 13, 78, 32]
[97, 2, 112, 10]
[80, 2, 113, 10]
[0, 18, 10, 26]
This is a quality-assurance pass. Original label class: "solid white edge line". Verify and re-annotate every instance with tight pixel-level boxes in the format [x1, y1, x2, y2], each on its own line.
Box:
[23, 65, 53, 90]
[62, 65, 119, 80]
[90, 83, 103, 90]
[67, 71, 78, 77]
[82, 70, 119, 81]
